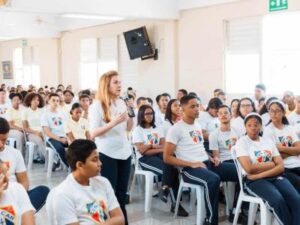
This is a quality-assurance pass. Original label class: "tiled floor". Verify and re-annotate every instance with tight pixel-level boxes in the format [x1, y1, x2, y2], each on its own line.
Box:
[29, 164, 234, 225]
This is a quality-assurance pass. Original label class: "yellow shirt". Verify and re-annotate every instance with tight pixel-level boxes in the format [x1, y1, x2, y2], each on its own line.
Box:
[6, 107, 23, 128]
[65, 117, 89, 142]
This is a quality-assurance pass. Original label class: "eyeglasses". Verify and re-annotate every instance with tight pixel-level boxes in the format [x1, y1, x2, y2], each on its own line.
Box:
[269, 109, 283, 115]
[144, 112, 154, 116]
[241, 104, 252, 108]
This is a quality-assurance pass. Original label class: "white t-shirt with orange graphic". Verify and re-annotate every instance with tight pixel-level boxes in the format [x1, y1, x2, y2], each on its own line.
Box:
[0, 182, 34, 225]
[166, 120, 208, 163]
[53, 174, 119, 225]
[235, 135, 280, 175]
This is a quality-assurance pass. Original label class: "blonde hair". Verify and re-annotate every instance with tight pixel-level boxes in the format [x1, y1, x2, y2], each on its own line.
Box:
[97, 70, 119, 123]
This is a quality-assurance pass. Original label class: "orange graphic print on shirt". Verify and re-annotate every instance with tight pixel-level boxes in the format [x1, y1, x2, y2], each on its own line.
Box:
[147, 133, 160, 145]
[0, 205, 16, 225]
[86, 200, 108, 223]
[189, 130, 203, 143]
[254, 150, 272, 163]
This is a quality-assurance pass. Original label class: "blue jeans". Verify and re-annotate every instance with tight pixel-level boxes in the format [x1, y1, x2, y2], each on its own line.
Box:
[182, 161, 220, 225]
[28, 185, 50, 212]
[244, 176, 300, 225]
[48, 138, 68, 167]
[210, 159, 238, 182]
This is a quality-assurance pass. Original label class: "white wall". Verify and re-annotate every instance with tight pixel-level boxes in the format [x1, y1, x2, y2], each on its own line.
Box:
[178, 0, 300, 102]
[60, 20, 178, 98]
[0, 38, 60, 87]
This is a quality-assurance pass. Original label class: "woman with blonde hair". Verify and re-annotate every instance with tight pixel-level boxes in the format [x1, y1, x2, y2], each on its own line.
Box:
[89, 71, 133, 225]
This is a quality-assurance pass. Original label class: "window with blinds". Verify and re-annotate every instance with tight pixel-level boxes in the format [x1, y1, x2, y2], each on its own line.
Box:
[225, 17, 262, 95]
[13, 46, 40, 87]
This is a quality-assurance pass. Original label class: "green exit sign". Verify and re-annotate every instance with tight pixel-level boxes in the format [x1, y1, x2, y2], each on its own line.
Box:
[269, 0, 288, 12]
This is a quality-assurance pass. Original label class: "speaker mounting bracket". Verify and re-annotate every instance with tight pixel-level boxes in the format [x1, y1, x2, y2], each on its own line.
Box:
[141, 48, 158, 61]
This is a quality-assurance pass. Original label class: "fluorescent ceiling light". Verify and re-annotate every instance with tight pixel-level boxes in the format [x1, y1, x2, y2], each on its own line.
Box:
[61, 13, 124, 21]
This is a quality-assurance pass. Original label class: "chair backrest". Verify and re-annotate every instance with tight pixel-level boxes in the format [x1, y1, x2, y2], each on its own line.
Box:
[6, 138, 17, 148]
[45, 187, 58, 225]
[231, 147, 246, 195]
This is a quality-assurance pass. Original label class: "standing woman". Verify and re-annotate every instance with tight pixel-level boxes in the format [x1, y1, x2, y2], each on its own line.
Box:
[89, 71, 133, 225]
[235, 113, 300, 225]
[263, 100, 300, 193]
[231, 97, 256, 137]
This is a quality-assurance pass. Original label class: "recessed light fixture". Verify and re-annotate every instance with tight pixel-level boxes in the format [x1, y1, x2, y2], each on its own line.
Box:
[61, 13, 124, 21]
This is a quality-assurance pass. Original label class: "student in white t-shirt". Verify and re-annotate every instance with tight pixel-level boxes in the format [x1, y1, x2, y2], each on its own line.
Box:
[22, 93, 46, 162]
[0, 88, 10, 118]
[263, 100, 300, 193]
[258, 97, 278, 126]
[0, 158, 36, 225]
[230, 99, 239, 120]
[231, 97, 256, 137]
[89, 71, 133, 225]
[41, 93, 68, 168]
[155, 93, 171, 127]
[235, 113, 300, 225]
[65, 103, 91, 144]
[164, 95, 220, 225]
[63, 90, 75, 112]
[288, 96, 300, 137]
[0, 117, 50, 213]
[6, 93, 25, 154]
[51, 139, 124, 225]
[162, 99, 181, 137]
[132, 105, 187, 217]
[79, 94, 91, 120]
[197, 97, 223, 152]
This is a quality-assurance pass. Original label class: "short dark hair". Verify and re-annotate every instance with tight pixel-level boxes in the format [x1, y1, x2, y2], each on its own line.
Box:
[0, 88, 5, 93]
[178, 89, 188, 95]
[146, 97, 153, 106]
[156, 93, 171, 104]
[48, 93, 59, 99]
[137, 105, 156, 128]
[206, 97, 223, 111]
[0, 118, 10, 134]
[180, 94, 197, 106]
[80, 89, 91, 96]
[79, 94, 90, 101]
[218, 104, 231, 114]
[23, 93, 45, 108]
[63, 90, 74, 97]
[213, 88, 223, 94]
[67, 139, 97, 171]
[255, 83, 266, 91]
[70, 103, 82, 114]
[188, 92, 198, 97]
[136, 97, 147, 106]
[9, 93, 23, 101]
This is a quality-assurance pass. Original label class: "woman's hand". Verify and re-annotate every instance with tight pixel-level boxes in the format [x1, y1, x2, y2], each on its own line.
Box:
[111, 112, 128, 126]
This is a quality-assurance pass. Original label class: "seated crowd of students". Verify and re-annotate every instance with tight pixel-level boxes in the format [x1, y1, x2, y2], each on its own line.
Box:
[1, 76, 300, 225]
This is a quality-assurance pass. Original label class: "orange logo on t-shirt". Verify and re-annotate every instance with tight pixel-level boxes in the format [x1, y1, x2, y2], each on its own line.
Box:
[0, 205, 16, 225]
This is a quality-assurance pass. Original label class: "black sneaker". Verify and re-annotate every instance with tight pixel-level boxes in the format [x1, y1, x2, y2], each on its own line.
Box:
[159, 187, 169, 203]
[171, 203, 189, 217]
[228, 211, 249, 225]
[52, 160, 61, 172]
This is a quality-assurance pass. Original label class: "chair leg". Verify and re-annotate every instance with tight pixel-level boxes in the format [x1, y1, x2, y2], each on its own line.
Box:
[233, 195, 243, 225]
[174, 181, 184, 218]
[190, 188, 196, 212]
[260, 204, 271, 225]
[144, 173, 154, 212]
[224, 182, 235, 215]
[248, 202, 258, 225]
[47, 148, 54, 178]
[27, 143, 35, 171]
[196, 187, 204, 225]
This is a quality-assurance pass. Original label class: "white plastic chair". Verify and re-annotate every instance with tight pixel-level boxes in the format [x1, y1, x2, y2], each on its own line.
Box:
[232, 148, 274, 225]
[25, 141, 36, 170]
[174, 176, 206, 225]
[129, 147, 158, 213]
[223, 181, 236, 215]
[6, 137, 17, 148]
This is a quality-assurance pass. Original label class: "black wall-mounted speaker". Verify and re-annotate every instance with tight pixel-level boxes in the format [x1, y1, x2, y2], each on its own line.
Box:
[123, 26, 154, 60]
